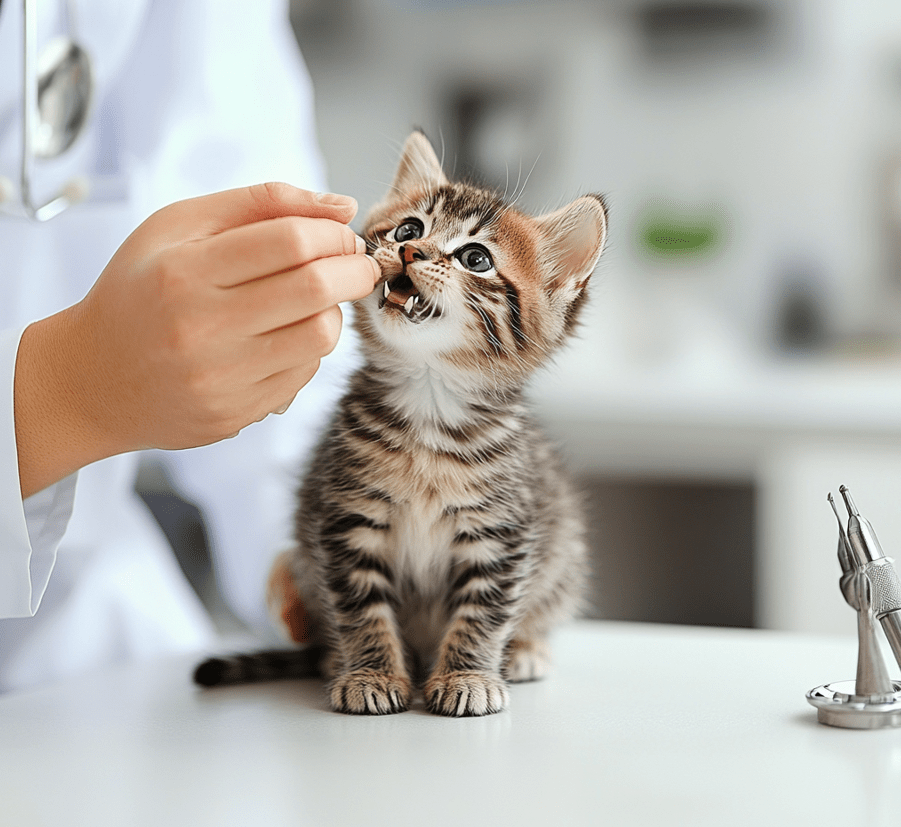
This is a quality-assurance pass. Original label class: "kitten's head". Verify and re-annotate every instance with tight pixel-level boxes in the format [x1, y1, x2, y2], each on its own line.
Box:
[356, 132, 607, 388]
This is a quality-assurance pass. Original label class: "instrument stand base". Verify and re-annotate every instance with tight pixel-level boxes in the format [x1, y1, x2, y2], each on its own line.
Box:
[807, 680, 901, 728]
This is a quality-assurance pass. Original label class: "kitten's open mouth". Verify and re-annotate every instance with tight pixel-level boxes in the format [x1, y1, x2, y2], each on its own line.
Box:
[377, 273, 440, 323]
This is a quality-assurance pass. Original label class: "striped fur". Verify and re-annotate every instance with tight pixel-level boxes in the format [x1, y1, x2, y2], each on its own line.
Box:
[195, 132, 607, 716]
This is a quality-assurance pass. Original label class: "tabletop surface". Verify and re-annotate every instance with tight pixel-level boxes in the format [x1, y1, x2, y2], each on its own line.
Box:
[1, 620, 899, 827]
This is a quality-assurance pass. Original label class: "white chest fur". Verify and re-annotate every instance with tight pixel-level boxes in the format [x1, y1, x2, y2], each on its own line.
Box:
[387, 496, 456, 662]
[385, 365, 470, 430]
[387, 497, 454, 591]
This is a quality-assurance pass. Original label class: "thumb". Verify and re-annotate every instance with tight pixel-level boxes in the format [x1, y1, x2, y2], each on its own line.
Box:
[172, 183, 359, 238]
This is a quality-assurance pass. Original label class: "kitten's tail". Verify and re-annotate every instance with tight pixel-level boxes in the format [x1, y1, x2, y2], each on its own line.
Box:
[193, 645, 324, 688]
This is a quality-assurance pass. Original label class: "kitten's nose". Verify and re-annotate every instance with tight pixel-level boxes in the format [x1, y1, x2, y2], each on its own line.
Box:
[399, 244, 428, 264]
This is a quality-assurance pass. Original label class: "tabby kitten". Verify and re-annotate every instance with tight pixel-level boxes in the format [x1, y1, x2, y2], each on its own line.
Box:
[195, 131, 607, 717]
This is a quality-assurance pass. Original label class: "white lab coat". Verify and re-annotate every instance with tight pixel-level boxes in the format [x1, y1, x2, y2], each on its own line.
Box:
[0, 0, 354, 691]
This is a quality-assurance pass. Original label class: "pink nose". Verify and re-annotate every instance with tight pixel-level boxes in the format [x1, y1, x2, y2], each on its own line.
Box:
[400, 244, 427, 264]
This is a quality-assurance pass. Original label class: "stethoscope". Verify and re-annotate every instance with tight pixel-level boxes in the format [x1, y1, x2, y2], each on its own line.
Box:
[0, 0, 93, 221]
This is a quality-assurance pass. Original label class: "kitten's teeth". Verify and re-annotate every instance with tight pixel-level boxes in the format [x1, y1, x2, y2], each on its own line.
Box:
[383, 282, 390, 299]
[404, 295, 415, 313]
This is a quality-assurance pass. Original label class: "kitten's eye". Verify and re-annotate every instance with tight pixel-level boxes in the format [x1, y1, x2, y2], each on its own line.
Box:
[393, 219, 424, 243]
[456, 244, 494, 273]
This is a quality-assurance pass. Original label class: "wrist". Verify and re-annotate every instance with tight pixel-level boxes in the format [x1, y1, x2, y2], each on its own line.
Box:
[14, 305, 123, 498]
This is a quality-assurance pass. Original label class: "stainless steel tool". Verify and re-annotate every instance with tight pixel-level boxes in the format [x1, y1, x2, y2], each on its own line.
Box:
[806, 486, 901, 728]
[839, 486, 901, 669]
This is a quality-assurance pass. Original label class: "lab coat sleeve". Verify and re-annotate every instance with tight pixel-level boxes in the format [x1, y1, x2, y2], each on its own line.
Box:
[0, 326, 77, 619]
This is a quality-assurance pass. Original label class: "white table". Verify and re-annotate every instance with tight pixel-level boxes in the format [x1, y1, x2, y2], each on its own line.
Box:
[1, 621, 899, 827]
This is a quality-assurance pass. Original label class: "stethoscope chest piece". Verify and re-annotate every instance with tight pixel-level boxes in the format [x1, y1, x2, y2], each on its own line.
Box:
[33, 35, 93, 160]
[0, 0, 95, 220]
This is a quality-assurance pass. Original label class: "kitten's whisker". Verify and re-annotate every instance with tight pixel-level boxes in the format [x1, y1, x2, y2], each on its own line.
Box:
[466, 300, 505, 358]
[509, 152, 542, 210]
[376, 179, 409, 201]
[513, 157, 523, 205]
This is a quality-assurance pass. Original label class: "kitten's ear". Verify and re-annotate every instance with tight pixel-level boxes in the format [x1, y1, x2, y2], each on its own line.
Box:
[534, 194, 608, 300]
[389, 131, 448, 199]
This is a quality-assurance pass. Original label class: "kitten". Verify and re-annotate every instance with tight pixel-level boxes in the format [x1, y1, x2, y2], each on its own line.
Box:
[195, 131, 607, 716]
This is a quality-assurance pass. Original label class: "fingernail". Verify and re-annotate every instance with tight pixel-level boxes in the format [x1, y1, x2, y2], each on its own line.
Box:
[366, 255, 381, 281]
[316, 192, 356, 208]
[355, 235, 366, 254]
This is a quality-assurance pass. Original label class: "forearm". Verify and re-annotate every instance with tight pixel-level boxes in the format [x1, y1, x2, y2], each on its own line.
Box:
[13, 308, 117, 499]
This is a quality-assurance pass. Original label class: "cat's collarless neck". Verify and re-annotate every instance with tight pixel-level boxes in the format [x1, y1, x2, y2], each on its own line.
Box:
[358, 362, 522, 432]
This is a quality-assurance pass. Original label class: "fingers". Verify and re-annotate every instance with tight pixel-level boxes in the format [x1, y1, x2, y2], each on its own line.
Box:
[228, 253, 379, 336]
[173, 308, 340, 441]
[198, 216, 366, 288]
[246, 305, 344, 383]
[271, 395, 296, 415]
[170, 183, 359, 238]
[253, 365, 321, 424]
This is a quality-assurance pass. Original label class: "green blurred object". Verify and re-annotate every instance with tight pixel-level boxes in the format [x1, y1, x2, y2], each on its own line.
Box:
[638, 209, 721, 258]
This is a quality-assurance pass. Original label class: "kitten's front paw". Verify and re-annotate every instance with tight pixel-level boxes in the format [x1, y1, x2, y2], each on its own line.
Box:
[424, 671, 509, 717]
[329, 669, 412, 715]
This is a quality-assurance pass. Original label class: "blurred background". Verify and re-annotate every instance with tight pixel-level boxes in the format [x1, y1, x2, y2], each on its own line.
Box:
[145, 0, 901, 637]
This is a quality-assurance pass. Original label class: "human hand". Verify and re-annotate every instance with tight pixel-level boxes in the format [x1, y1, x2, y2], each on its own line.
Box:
[15, 183, 378, 497]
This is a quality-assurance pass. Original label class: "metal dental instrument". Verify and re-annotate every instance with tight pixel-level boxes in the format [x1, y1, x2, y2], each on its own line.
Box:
[828, 493, 894, 696]
[807, 487, 901, 728]
[838, 485, 901, 671]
